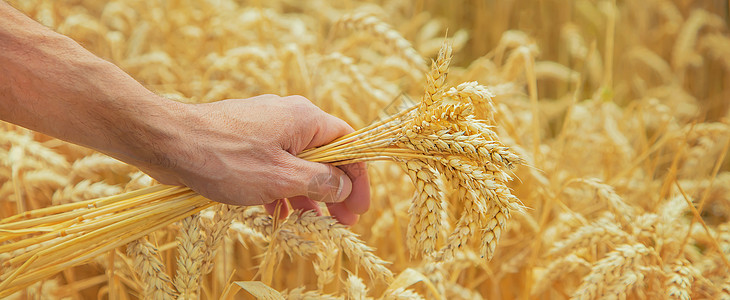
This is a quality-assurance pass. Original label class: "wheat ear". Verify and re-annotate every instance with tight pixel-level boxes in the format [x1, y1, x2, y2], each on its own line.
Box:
[126, 238, 177, 300]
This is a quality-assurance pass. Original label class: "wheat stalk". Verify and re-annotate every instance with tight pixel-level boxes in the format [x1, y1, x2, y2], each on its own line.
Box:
[0, 186, 213, 296]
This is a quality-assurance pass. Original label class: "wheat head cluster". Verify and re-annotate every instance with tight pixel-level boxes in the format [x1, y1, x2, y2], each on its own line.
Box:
[1, 0, 730, 299]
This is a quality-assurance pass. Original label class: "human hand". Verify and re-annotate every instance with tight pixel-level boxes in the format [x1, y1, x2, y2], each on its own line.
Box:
[0, 2, 368, 224]
[141, 95, 370, 225]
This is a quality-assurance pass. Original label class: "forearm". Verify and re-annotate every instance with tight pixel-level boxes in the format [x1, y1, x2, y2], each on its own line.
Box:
[0, 2, 186, 168]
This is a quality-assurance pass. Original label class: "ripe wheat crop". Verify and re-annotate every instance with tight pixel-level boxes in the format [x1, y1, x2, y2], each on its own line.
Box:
[1, 0, 730, 299]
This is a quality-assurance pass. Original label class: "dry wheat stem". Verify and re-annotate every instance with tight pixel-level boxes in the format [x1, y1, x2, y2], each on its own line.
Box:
[4, 194, 197, 267]
[0, 192, 213, 296]
[675, 181, 730, 269]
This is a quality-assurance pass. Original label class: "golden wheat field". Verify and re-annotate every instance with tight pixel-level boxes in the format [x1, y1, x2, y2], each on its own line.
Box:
[2, 0, 730, 299]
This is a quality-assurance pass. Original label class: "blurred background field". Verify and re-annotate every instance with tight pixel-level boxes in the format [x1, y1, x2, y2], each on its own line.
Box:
[2, 0, 730, 299]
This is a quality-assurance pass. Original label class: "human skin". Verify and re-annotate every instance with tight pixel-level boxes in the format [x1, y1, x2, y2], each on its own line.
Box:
[0, 1, 369, 225]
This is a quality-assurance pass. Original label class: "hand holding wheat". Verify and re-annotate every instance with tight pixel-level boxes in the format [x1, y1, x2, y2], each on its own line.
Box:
[140, 94, 371, 226]
[0, 41, 522, 296]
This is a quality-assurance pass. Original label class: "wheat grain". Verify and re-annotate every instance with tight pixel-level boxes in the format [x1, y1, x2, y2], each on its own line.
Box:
[433, 155, 520, 260]
[700, 33, 730, 70]
[229, 220, 268, 246]
[400, 128, 520, 171]
[532, 254, 591, 296]
[627, 47, 675, 84]
[0, 132, 69, 171]
[571, 178, 635, 225]
[419, 259, 446, 298]
[313, 250, 337, 290]
[400, 159, 442, 256]
[126, 238, 177, 300]
[666, 259, 694, 300]
[51, 179, 123, 205]
[335, 12, 425, 71]
[444, 283, 484, 300]
[345, 274, 371, 300]
[70, 153, 136, 183]
[200, 204, 244, 274]
[291, 210, 394, 282]
[572, 244, 652, 300]
[382, 288, 425, 300]
[284, 287, 343, 300]
[605, 270, 643, 300]
[561, 24, 588, 59]
[418, 41, 451, 113]
[672, 9, 723, 72]
[238, 206, 274, 237]
[173, 214, 204, 299]
[493, 30, 536, 66]
[22, 169, 69, 193]
[124, 171, 154, 191]
[369, 210, 396, 242]
[277, 220, 319, 259]
[321, 52, 391, 105]
[549, 214, 629, 257]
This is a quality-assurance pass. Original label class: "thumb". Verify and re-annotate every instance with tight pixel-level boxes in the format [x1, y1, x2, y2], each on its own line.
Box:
[288, 158, 353, 203]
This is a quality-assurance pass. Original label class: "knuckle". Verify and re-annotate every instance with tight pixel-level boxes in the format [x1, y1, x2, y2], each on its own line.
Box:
[291, 103, 313, 114]
[285, 95, 312, 103]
